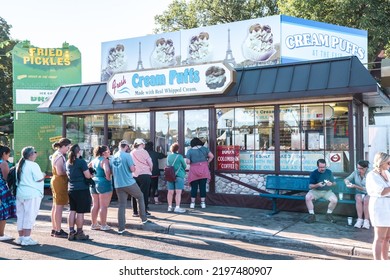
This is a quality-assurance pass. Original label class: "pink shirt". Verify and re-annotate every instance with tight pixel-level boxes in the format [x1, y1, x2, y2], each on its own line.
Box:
[131, 148, 153, 177]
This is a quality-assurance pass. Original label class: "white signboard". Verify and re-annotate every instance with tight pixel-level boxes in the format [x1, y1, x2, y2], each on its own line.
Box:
[281, 15, 367, 65]
[16, 89, 55, 104]
[107, 62, 235, 100]
[101, 15, 368, 82]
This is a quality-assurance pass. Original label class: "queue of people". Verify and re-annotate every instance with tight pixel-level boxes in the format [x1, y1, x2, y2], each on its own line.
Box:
[2, 138, 390, 259]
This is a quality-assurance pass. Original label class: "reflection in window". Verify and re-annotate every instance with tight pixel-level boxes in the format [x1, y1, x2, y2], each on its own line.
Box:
[216, 107, 275, 171]
[184, 109, 209, 154]
[279, 103, 350, 172]
[65, 113, 150, 163]
[155, 111, 178, 155]
[108, 113, 150, 152]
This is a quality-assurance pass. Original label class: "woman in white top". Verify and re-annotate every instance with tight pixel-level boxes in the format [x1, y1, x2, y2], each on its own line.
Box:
[15, 146, 45, 246]
[366, 152, 390, 260]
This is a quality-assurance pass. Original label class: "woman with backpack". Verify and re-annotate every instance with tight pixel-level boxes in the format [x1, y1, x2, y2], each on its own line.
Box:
[166, 143, 187, 213]
[0, 145, 16, 241]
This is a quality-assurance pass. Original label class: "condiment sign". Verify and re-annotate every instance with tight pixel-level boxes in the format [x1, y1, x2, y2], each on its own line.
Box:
[107, 62, 235, 101]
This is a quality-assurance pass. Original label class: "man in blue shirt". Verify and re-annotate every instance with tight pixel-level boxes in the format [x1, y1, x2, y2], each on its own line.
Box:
[111, 140, 148, 233]
[305, 159, 337, 223]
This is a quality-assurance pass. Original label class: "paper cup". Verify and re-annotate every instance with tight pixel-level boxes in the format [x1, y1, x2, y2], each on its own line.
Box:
[347, 217, 353, 226]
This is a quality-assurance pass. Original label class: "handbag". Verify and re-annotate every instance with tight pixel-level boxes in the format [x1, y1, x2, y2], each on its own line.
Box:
[85, 177, 96, 188]
[164, 154, 180, 182]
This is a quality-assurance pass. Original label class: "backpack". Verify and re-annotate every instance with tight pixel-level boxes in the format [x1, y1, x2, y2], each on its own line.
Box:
[163, 166, 176, 182]
[7, 166, 17, 196]
[163, 154, 180, 182]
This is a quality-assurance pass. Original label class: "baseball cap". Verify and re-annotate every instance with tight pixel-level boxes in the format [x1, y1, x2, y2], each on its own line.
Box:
[133, 138, 146, 145]
[119, 140, 130, 146]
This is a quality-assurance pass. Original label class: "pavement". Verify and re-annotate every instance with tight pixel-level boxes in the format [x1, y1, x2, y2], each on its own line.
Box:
[0, 195, 375, 260]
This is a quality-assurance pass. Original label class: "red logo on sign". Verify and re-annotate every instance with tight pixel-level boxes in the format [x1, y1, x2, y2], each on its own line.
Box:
[330, 154, 341, 162]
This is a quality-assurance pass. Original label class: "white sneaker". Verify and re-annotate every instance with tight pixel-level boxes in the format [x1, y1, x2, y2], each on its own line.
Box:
[91, 224, 101, 230]
[15, 237, 24, 245]
[362, 219, 370, 229]
[21, 237, 39, 246]
[174, 207, 186, 213]
[0, 234, 13, 241]
[100, 225, 111, 231]
[201, 202, 206, 209]
[167, 206, 173, 212]
[354, 218, 363, 228]
[190, 203, 195, 209]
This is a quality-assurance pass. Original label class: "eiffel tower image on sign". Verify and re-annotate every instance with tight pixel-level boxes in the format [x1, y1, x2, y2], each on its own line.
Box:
[224, 28, 236, 67]
[136, 42, 144, 70]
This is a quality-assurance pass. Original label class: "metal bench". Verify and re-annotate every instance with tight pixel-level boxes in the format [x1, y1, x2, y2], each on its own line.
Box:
[260, 175, 356, 215]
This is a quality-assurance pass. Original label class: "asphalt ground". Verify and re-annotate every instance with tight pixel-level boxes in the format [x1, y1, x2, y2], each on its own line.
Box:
[0, 195, 375, 260]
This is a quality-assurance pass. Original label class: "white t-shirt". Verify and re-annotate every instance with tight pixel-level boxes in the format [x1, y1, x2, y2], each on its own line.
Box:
[16, 160, 44, 199]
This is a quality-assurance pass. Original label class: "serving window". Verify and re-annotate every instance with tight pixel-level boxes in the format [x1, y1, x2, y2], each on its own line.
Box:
[216, 102, 351, 173]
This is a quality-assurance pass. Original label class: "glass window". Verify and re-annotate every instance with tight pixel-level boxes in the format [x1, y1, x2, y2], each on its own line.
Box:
[155, 111, 178, 155]
[65, 114, 104, 162]
[279, 103, 350, 172]
[108, 112, 150, 152]
[184, 109, 209, 154]
[216, 106, 275, 171]
[66, 113, 150, 163]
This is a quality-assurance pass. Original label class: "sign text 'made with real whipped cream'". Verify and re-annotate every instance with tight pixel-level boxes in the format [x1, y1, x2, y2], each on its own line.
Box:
[107, 62, 235, 101]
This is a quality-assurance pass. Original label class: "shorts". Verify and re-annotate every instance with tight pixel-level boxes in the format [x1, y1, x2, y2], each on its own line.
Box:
[167, 177, 185, 191]
[308, 189, 336, 201]
[90, 181, 113, 195]
[51, 175, 69, 205]
[68, 189, 91, 213]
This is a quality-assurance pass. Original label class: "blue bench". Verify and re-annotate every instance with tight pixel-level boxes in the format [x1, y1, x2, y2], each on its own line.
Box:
[260, 175, 356, 215]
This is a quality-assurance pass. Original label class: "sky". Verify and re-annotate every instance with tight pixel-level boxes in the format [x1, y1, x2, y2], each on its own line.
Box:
[1, 0, 172, 83]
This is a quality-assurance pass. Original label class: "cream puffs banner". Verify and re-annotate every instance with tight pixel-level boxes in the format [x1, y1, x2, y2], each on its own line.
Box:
[101, 15, 367, 82]
[107, 62, 236, 100]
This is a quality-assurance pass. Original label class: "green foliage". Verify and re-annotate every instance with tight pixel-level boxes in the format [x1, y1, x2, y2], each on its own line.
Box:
[277, 0, 390, 63]
[154, 0, 278, 33]
[0, 16, 17, 116]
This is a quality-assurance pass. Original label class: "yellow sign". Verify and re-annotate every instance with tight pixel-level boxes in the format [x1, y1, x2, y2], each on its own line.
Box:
[49, 136, 63, 143]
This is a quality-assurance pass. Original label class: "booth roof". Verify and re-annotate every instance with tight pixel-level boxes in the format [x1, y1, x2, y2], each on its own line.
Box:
[37, 56, 390, 114]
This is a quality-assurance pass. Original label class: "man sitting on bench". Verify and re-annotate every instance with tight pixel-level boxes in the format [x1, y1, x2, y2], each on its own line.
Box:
[305, 159, 337, 223]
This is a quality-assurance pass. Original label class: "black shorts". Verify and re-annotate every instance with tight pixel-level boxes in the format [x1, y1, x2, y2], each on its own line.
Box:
[68, 189, 91, 213]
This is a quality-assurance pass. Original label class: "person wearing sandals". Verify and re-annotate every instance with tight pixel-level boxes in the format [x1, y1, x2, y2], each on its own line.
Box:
[66, 144, 92, 241]
[185, 137, 214, 209]
[15, 146, 45, 246]
[0, 145, 16, 241]
[50, 138, 71, 238]
[89, 145, 113, 231]
[166, 143, 187, 213]
[145, 141, 166, 205]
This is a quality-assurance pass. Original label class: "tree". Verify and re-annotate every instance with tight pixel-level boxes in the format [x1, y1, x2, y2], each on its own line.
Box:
[0, 16, 16, 116]
[154, 0, 278, 33]
[277, 0, 390, 63]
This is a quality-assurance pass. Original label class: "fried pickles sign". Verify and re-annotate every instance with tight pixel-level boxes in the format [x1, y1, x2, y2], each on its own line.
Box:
[107, 62, 235, 101]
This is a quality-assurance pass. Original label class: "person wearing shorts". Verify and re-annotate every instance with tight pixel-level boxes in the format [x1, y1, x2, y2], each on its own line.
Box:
[89, 145, 113, 231]
[66, 144, 92, 241]
[50, 138, 71, 238]
[305, 158, 337, 224]
[166, 143, 187, 213]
